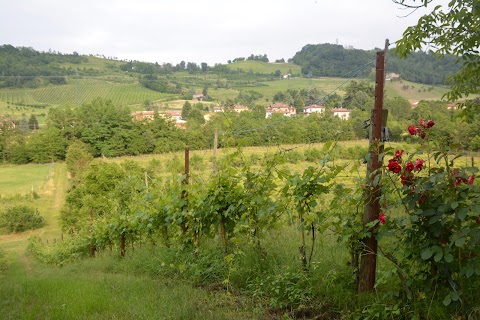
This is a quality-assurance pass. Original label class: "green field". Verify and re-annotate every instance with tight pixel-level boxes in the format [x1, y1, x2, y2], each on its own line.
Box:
[0, 163, 52, 196]
[226, 60, 302, 75]
[0, 79, 175, 108]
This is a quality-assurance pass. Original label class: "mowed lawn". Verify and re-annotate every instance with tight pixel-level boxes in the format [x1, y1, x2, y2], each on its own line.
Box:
[0, 163, 52, 196]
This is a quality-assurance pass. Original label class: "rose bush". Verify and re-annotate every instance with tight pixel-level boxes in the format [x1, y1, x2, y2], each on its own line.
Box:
[381, 119, 480, 308]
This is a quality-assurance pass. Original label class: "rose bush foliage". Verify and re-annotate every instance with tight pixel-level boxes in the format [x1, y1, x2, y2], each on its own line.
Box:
[381, 119, 480, 307]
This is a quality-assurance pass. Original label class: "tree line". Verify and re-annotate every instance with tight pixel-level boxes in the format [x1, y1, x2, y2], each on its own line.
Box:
[1, 81, 477, 165]
[291, 43, 461, 85]
[0, 45, 89, 89]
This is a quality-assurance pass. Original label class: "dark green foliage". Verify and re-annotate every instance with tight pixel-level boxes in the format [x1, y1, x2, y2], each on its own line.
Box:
[65, 140, 93, 180]
[0, 206, 45, 233]
[388, 50, 460, 85]
[395, 0, 479, 99]
[0, 45, 87, 88]
[291, 43, 461, 85]
[292, 43, 373, 78]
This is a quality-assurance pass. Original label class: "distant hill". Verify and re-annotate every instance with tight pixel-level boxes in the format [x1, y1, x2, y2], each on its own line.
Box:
[291, 43, 461, 85]
[225, 60, 302, 76]
[0, 43, 453, 123]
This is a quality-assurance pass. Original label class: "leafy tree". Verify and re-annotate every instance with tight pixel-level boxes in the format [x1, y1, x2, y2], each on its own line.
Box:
[293, 92, 305, 113]
[394, 0, 480, 101]
[181, 100, 192, 119]
[342, 81, 374, 109]
[28, 114, 39, 130]
[27, 127, 67, 163]
[385, 96, 411, 121]
[187, 109, 205, 125]
[76, 98, 133, 157]
[65, 140, 93, 179]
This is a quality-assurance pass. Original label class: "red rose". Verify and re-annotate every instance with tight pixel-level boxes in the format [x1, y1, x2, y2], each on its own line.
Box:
[466, 175, 475, 185]
[405, 162, 414, 172]
[415, 159, 424, 171]
[419, 130, 426, 139]
[426, 120, 435, 128]
[408, 125, 417, 135]
[379, 212, 386, 224]
[395, 149, 404, 159]
[455, 177, 463, 187]
[419, 119, 426, 128]
[388, 159, 402, 173]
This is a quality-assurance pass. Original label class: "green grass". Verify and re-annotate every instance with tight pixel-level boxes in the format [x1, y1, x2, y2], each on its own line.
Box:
[385, 79, 450, 101]
[226, 60, 301, 75]
[0, 253, 261, 320]
[0, 163, 52, 196]
[236, 77, 349, 102]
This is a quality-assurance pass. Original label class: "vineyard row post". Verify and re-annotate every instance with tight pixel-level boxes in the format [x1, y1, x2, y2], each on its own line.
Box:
[358, 40, 388, 293]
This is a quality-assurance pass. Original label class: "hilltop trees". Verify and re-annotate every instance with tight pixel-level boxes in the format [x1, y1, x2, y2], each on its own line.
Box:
[394, 0, 479, 101]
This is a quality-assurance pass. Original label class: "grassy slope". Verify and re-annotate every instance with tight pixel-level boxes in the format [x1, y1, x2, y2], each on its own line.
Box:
[0, 53, 451, 116]
[226, 60, 302, 75]
[0, 160, 264, 320]
[0, 163, 52, 196]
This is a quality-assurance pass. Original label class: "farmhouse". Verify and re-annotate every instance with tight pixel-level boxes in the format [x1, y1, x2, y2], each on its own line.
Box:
[330, 108, 351, 120]
[385, 72, 400, 81]
[131, 111, 154, 121]
[160, 110, 182, 121]
[131, 110, 186, 129]
[304, 104, 325, 115]
[192, 93, 204, 101]
[265, 103, 296, 118]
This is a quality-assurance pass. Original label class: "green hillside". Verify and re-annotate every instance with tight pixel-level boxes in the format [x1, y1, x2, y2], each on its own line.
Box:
[0, 44, 454, 120]
[226, 60, 301, 76]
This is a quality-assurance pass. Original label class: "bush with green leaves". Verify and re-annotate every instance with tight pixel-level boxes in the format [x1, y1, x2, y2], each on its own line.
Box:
[379, 119, 480, 313]
[0, 206, 45, 233]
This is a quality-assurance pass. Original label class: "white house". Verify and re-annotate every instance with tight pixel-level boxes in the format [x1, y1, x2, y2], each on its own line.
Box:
[304, 105, 325, 115]
[330, 108, 351, 120]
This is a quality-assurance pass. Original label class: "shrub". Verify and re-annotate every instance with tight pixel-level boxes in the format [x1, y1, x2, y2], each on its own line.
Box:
[284, 150, 304, 164]
[0, 206, 45, 233]
[304, 148, 322, 162]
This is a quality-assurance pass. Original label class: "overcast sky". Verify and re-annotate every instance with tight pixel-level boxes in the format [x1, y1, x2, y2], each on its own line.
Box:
[0, 0, 444, 65]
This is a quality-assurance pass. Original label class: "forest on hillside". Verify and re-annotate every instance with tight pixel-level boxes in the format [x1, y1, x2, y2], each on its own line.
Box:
[0, 43, 461, 91]
[291, 43, 461, 85]
[0, 45, 88, 88]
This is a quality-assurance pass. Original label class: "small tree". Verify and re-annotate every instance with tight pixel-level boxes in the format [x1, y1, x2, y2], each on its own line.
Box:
[65, 140, 93, 179]
[28, 114, 39, 131]
[181, 100, 192, 120]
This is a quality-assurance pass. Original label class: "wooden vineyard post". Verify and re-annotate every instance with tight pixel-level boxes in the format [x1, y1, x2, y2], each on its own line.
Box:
[358, 47, 387, 293]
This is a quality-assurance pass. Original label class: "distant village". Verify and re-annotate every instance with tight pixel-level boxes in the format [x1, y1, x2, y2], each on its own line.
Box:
[131, 98, 352, 130]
